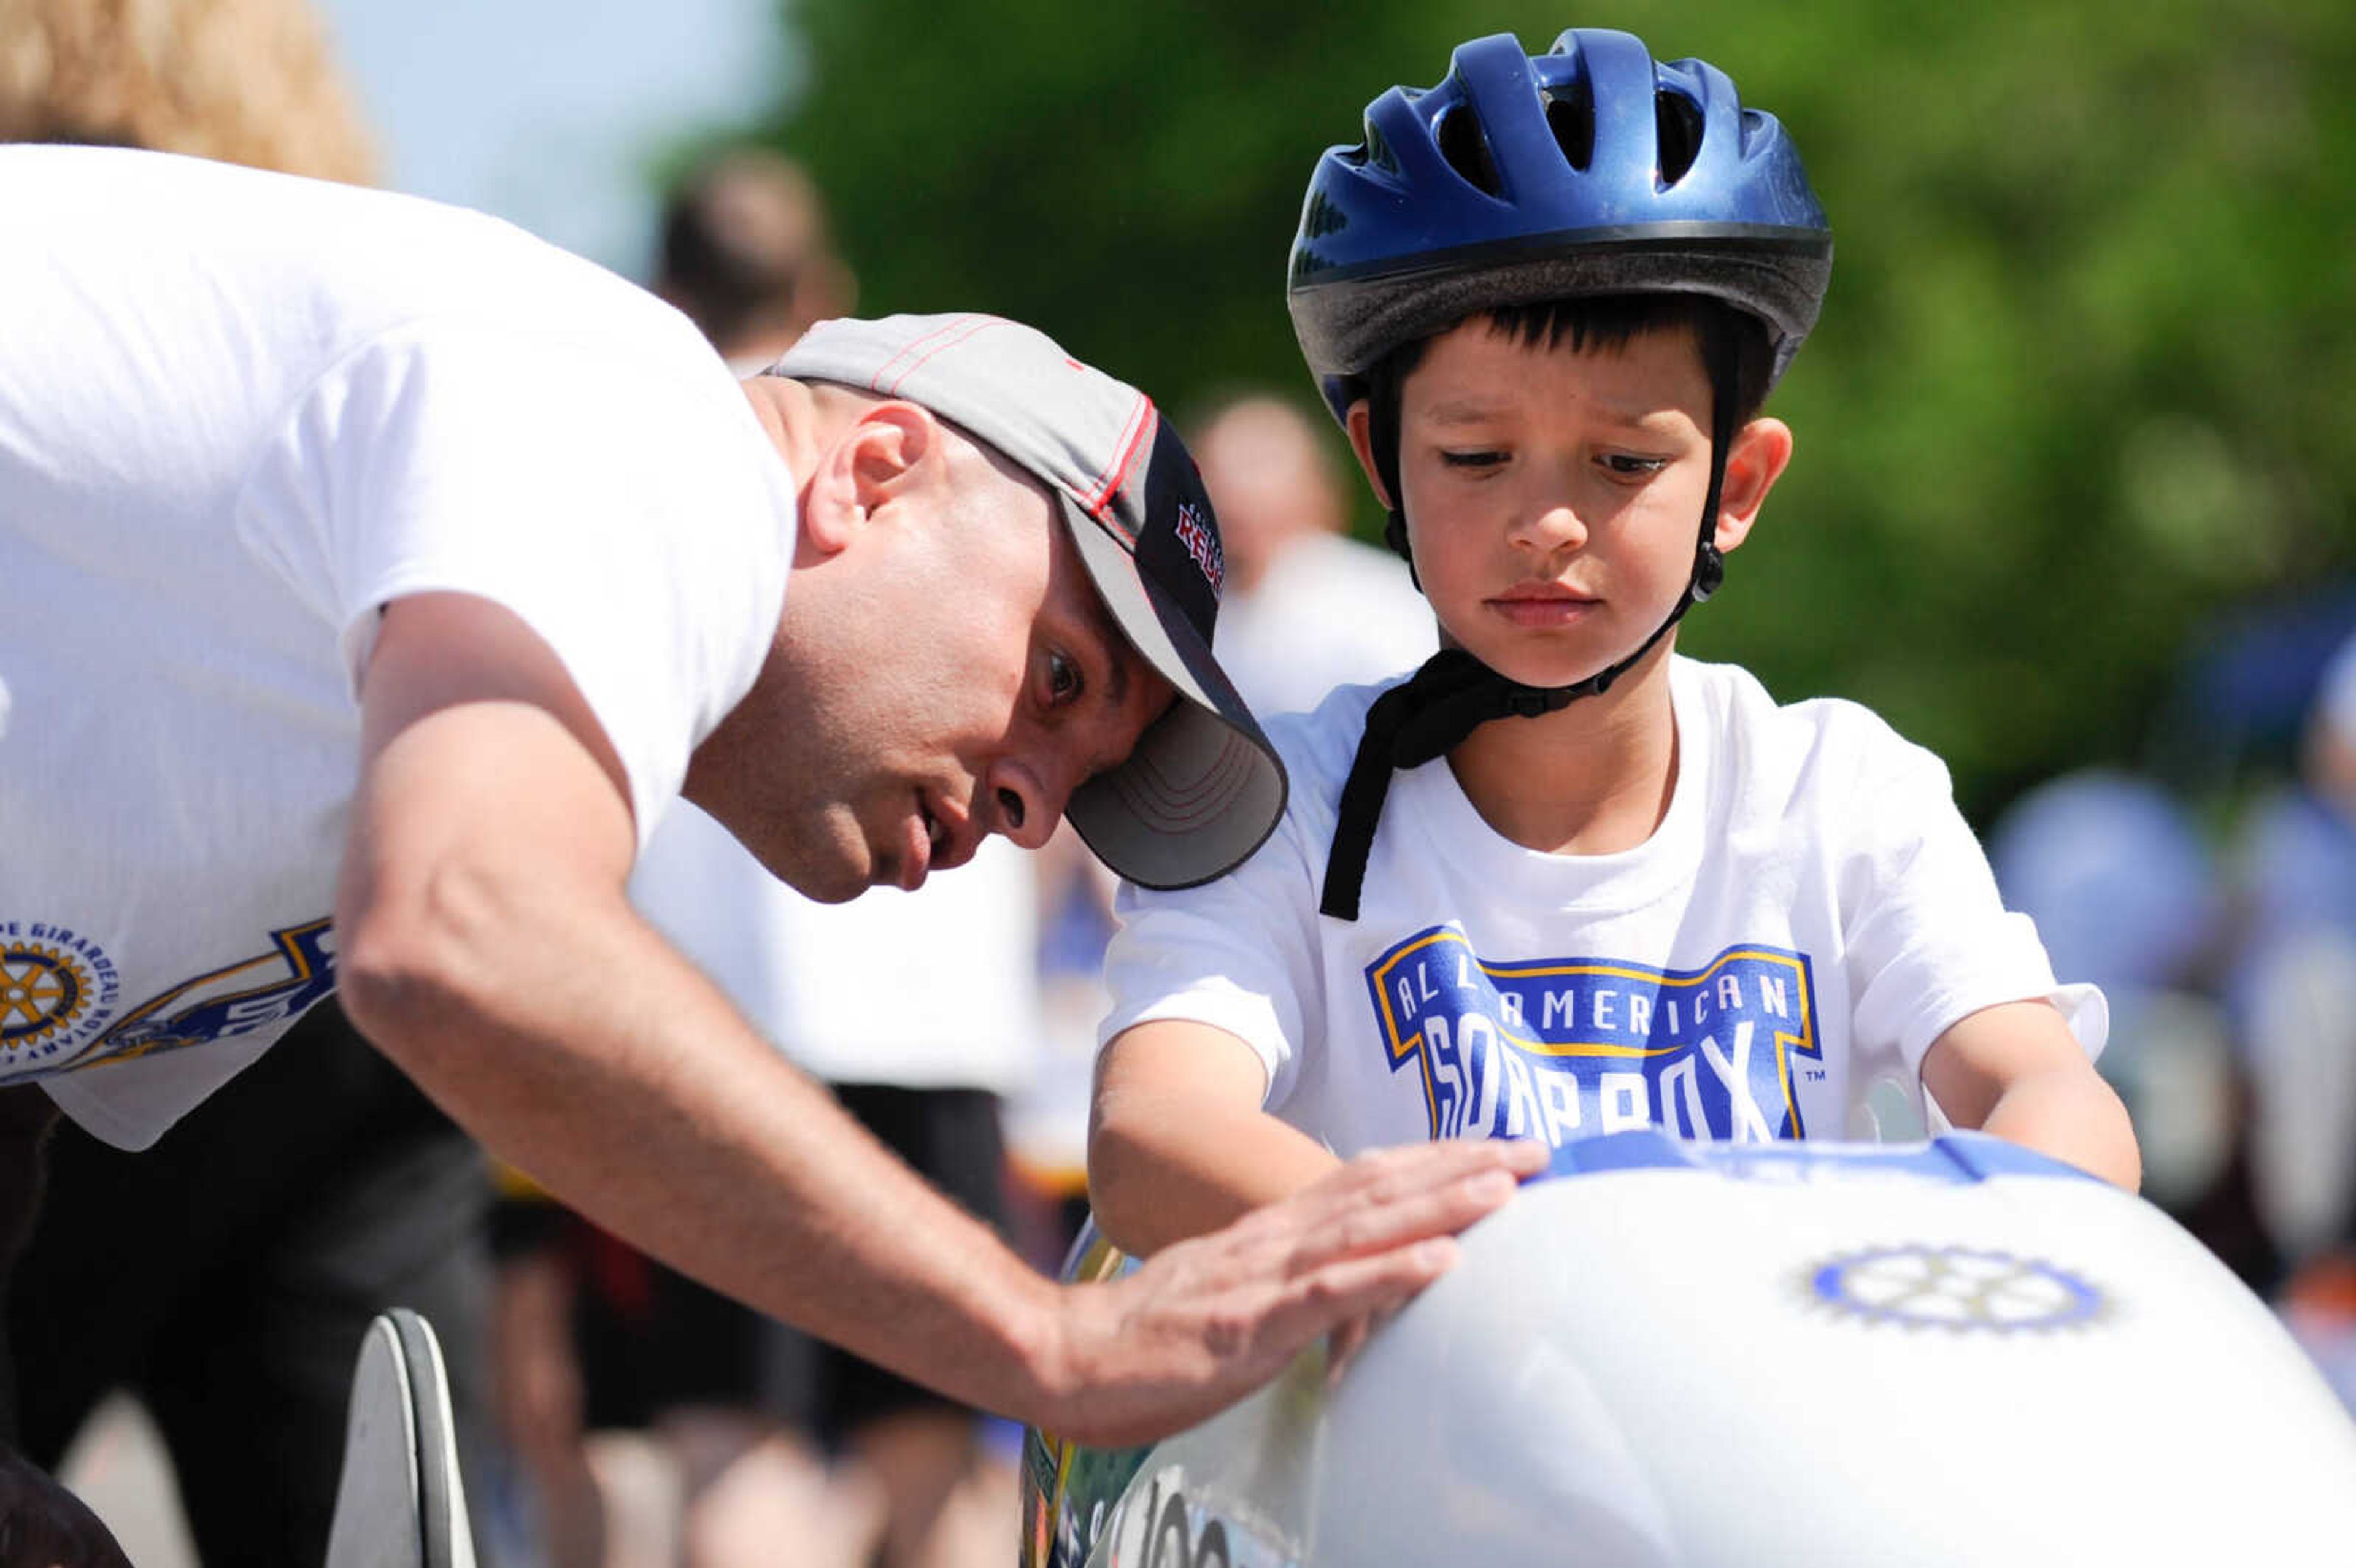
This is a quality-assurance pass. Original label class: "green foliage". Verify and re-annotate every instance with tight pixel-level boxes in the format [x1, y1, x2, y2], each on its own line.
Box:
[756, 0, 2356, 817]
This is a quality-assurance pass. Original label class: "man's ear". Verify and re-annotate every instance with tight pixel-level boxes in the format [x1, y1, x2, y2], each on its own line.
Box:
[798, 401, 939, 558]
[1712, 416, 1793, 557]
[1342, 399, 1395, 511]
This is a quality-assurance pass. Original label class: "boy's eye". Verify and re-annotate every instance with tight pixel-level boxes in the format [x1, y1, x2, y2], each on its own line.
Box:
[1439, 448, 1507, 471]
[1046, 649, 1084, 705]
[1601, 452, 1669, 478]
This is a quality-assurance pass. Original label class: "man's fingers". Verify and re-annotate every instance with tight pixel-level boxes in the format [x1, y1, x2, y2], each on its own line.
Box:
[1265, 1235, 1462, 1351]
[1052, 1142, 1547, 1448]
[1274, 1140, 1542, 1268]
[1324, 1310, 1379, 1388]
[1315, 1138, 1547, 1210]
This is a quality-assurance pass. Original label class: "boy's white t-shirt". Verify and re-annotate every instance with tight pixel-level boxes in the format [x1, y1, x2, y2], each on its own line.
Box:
[0, 147, 796, 1148]
[1100, 656, 2106, 1156]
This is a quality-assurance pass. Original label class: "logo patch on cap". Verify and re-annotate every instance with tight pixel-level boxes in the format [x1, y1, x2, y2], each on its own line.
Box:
[1172, 499, 1224, 594]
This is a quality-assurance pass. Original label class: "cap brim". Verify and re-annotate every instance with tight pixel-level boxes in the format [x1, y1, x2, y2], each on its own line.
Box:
[1059, 501, 1288, 890]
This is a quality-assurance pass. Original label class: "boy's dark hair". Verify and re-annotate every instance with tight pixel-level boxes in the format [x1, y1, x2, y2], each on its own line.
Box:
[1359, 296, 1774, 526]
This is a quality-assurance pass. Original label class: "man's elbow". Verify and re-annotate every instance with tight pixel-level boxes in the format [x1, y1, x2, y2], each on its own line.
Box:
[334, 863, 504, 1072]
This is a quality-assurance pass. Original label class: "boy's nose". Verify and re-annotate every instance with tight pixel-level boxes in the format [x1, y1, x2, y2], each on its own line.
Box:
[1511, 499, 1589, 556]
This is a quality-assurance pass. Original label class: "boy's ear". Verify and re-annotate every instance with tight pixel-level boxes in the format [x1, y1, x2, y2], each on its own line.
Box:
[797, 402, 938, 557]
[1713, 417, 1793, 556]
[1342, 399, 1396, 511]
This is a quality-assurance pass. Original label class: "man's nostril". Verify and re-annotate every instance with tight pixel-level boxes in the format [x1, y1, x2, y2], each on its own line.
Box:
[997, 786, 1025, 831]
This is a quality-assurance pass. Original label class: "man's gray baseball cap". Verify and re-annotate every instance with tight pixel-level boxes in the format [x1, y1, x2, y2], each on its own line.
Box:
[774, 313, 1288, 890]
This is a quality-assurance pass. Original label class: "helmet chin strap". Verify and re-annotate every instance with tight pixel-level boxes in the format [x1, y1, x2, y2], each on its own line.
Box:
[1320, 342, 1737, 922]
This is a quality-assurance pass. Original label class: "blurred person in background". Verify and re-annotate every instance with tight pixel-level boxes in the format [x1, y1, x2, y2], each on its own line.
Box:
[2223, 631, 2356, 1404]
[0, 0, 374, 174]
[651, 148, 858, 375]
[491, 148, 1034, 1568]
[1189, 393, 1434, 721]
[0, 4, 499, 1565]
[1985, 771, 2231, 1209]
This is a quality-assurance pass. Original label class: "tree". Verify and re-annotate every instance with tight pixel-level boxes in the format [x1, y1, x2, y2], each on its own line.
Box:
[757, 0, 2356, 817]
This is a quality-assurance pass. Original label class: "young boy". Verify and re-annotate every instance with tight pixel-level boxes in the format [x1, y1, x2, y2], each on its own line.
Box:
[1086, 28, 2139, 1256]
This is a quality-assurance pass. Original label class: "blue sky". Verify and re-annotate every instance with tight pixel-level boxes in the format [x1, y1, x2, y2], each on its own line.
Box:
[318, 0, 793, 277]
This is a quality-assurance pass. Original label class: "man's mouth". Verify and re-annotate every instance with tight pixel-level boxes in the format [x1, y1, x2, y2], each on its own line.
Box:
[903, 794, 971, 889]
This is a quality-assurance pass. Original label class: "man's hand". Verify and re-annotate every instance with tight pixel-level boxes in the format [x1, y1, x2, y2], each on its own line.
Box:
[1038, 1138, 1545, 1447]
[0, 1449, 130, 1568]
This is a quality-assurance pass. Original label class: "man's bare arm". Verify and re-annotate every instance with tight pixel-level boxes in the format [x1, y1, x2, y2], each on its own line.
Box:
[334, 593, 1540, 1443]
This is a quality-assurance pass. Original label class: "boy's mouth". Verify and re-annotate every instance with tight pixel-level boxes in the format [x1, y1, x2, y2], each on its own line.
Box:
[1489, 583, 1599, 628]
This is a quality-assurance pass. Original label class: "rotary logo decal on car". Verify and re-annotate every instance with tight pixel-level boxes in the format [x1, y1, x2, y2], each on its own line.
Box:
[1806, 1244, 2108, 1334]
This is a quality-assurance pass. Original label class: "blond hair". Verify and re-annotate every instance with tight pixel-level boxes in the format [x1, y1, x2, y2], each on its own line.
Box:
[0, 0, 375, 183]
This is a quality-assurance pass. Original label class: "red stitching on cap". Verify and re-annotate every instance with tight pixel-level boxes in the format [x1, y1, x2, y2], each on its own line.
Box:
[874, 314, 998, 394]
[1084, 395, 1155, 515]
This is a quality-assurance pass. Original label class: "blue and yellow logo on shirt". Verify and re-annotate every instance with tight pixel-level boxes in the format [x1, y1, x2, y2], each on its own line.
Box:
[1366, 928, 1821, 1146]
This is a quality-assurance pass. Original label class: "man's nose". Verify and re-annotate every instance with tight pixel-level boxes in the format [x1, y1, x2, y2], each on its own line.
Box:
[987, 762, 1063, 851]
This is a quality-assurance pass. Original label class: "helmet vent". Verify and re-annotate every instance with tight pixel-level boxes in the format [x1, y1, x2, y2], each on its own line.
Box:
[1542, 85, 1595, 171]
[1655, 90, 1704, 186]
[1434, 103, 1501, 196]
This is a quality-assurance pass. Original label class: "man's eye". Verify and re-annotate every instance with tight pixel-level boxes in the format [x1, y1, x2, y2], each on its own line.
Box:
[1047, 650, 1084, 704]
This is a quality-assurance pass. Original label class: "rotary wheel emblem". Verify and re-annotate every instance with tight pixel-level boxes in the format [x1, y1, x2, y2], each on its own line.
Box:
[1, 943, 90, 1049]
[1807, 1244, 2106, 1334]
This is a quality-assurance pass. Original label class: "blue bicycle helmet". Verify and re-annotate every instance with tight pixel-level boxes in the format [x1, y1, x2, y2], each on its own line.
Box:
[1288, 28, 1831, 422]
[1290, 31, 1834, 920]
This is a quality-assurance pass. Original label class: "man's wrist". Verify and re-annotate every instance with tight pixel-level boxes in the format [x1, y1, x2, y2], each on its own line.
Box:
[1003, 1269, 1090, 1432]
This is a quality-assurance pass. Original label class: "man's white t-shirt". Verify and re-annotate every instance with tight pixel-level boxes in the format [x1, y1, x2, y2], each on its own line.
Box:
[0, 148, 796, 1148]
[1100, 656, 2105, 1156]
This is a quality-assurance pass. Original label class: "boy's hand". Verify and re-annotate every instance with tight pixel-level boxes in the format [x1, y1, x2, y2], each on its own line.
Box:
[1041, 1138, 1546, 1447]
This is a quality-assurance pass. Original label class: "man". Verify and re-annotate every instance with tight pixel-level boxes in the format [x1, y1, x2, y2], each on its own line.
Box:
[0, 147, 1537, 1558]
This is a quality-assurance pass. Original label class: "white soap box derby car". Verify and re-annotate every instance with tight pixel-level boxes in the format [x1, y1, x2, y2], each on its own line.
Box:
[1020, 1132, 2356, 1567]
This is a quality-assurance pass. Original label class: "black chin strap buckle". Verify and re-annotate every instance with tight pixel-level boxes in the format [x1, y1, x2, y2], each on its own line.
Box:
[1692, 542, 1726, 604]
[1505, 690, 1553, 719]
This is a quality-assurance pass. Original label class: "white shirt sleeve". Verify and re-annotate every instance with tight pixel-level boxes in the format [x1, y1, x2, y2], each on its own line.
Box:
[239, 315, 788, 850]
[1099, 793, 1328, 1108]
[1838, 730, 2109, 1074]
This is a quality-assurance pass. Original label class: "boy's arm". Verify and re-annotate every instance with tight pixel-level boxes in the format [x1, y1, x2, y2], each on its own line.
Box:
[1920, 1001, 2141, 1189]
[1092, 1020, 1344, 1255]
